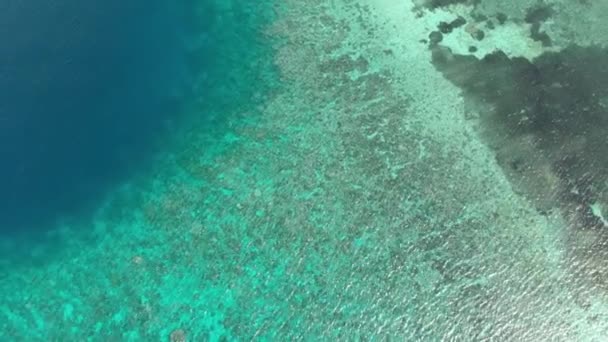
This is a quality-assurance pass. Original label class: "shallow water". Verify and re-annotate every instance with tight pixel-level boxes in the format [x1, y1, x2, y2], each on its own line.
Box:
[2, 0, 608, 340]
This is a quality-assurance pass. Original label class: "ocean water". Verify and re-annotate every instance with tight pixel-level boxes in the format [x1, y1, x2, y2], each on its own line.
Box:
[2, 0, 608, 340]
[0, 1, 191, 232]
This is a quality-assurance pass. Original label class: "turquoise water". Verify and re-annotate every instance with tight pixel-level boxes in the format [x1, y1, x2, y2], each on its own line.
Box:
[2, 0, 608, 340]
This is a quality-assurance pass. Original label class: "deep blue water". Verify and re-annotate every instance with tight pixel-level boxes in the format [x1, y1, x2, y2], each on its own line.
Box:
[0, 1, 198, 232]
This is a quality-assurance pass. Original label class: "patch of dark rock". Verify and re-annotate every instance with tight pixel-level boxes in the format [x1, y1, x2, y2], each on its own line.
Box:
[510, 158, 525, 172]
[471, 12, 488, 22]
[429, 31, 444, 45]
[438, 21, 453, 34]
[438, 16, 467, 36]
[471, 29, 485, 40]
[525, 4, 554, 46]
[530, 22, 553, 46]
[430, 44, 608, 231]
[422, 0, 480, 10]
[496, 12, 508, 24]
[451, 16, 467, 28]
[525, 4, 555, 24]
[425, 0, 469, 9]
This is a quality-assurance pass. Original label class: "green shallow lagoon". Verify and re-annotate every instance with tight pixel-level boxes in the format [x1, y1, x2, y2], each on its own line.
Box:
[3, 0, 608, 340]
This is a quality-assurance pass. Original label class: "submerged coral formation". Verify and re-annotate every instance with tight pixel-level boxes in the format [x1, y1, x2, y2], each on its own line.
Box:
[1, 0, 608, 340]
